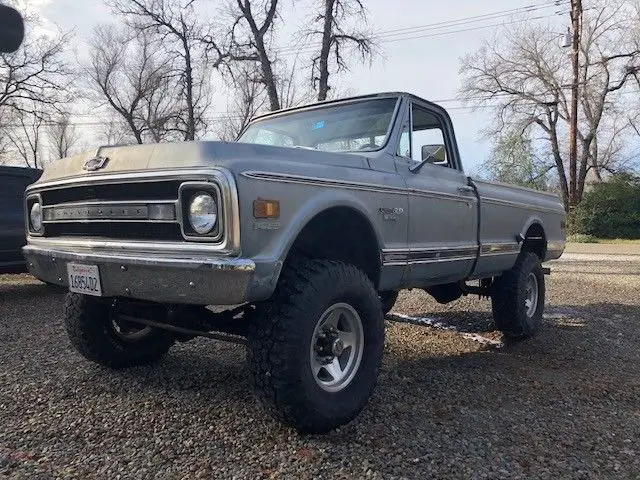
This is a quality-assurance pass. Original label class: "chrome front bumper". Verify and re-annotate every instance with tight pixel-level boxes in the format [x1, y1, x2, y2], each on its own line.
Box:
[23, 245, 256, 305]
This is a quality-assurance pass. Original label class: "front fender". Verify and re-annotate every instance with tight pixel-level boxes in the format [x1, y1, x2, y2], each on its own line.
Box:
[237, 174, 387, 301]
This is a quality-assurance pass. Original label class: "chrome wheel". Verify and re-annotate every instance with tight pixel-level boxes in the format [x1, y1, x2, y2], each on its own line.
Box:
[310, 303, 364, 393]
[524, 272, 539, 318]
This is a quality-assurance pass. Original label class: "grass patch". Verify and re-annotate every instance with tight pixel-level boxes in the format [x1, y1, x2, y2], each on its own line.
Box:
[567, 234, 640, 244]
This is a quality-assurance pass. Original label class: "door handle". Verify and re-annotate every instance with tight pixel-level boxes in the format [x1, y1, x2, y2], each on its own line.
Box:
[458, 185, 474, 193]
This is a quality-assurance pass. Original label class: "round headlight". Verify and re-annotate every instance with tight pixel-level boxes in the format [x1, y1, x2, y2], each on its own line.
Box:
[30, 202, 43, 232]
[188, 193, 217, 234]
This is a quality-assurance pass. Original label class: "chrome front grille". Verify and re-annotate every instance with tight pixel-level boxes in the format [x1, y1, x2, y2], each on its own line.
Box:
[27, 173, 227, 244]
[42, 201, 177, 223]
[26, 169, 240, 254]
[35, 179, 185, 242]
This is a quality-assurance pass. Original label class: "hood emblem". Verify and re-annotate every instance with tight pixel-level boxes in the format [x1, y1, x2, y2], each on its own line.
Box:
[83, 156, 109, 171]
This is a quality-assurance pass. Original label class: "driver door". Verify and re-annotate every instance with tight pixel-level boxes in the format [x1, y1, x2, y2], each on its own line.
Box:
[395, 101, 478, 286]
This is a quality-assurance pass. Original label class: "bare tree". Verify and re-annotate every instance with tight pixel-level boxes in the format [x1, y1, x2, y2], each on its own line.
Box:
[460, 0, 640, 210]
[47, 112, 79, 160]
[0, 12, 71, 116]
[218, 66, 266, 141]
[7, 106, 47, 168]
[206, 0, 282, 111]
[306, 0, 375, 101]
[97, 113, 132, 146]
[109, 0, 210, 140]
[277, 57, 314, 108]
[482, 130, 552, 190]
[86, 24, 185, 144]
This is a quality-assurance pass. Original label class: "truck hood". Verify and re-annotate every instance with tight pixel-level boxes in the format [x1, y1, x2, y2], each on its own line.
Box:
[37, 141, 371, 184]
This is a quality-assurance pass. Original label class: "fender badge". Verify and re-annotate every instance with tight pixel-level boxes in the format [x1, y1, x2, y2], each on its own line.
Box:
[83, 156, 109, 171]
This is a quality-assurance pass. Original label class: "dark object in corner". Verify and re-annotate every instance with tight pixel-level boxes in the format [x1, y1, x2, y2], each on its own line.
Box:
[0, 166, 42, 274]
[0, 5, 24, 53]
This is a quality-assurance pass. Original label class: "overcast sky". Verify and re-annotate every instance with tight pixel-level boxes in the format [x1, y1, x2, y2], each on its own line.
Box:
[31, 0, 568, 173]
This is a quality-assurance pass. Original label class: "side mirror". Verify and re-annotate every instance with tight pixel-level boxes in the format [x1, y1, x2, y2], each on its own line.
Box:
[410, 144, 447, 173]
[421, 144, 447, 163]
[0, 5, 25, 53]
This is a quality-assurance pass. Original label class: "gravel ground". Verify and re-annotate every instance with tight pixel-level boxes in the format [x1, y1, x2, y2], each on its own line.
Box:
[1, 248, 639, 479]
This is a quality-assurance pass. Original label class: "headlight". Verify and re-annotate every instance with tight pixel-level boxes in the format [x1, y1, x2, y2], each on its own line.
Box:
[30, 202, 43, 232]
[188, 193, 217, 234]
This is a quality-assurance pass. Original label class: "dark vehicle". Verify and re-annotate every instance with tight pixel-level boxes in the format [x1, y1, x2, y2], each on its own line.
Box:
[0, 166, 42, 273]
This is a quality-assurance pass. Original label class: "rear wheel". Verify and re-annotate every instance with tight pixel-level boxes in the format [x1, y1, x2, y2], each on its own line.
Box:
[491, 252, 545, 340]
[64, 293, 174, 369]
[247, 259, 384, 433]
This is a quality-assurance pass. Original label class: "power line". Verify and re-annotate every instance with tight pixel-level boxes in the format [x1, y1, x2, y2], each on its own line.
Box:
[7, 86, 640, 128]
[275, 0, 568, 56]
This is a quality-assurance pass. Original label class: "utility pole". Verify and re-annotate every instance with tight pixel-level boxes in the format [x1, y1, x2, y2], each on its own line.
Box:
[568, 0, 582, 208]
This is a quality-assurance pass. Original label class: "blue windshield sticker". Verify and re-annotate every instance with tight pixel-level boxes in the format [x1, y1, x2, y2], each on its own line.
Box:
[312, 120, 325, 130]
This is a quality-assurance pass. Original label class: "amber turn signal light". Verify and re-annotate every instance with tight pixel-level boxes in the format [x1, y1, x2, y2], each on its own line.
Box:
[253, 199, 280, 218]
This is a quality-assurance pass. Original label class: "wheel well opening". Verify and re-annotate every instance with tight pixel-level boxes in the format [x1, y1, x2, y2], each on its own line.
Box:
[522, 223, 547, 260]
[284, 207, 381, 288]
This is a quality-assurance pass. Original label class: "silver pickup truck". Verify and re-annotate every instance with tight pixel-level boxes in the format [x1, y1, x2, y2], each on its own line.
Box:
[23, 92, 565, 433]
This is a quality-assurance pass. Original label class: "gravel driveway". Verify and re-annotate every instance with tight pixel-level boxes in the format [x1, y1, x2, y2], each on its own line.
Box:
[1, 246, 639, 479]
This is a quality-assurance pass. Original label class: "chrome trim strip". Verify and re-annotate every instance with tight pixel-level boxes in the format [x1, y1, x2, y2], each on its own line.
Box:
[27, 236, 235, 256]
[43, 199, 177, 208]
[242, 171, 474, 204]
[42, 201, 177, 223]
[408, 255, 477, 265]
[481, 196, 563, 215]
[479, 251, 520, 257]
[383, 245, 477, 254]
[27, 169, 218, 191]
[381, 243, 522, 265]
[480, 243, 521, 255]
[23, 244, 255, 271]
[472, 178, 562, 199]
[478, 243, 521, 258]
[242, 171, 408, 196]
[381, 245, 479, 266]
[410, 188, 475, 204]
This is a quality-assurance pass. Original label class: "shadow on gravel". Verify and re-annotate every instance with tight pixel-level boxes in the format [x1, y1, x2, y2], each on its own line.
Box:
[387, 302, 640, 373]
[95, 342, 251, 396]
[0, 282, 64, 300]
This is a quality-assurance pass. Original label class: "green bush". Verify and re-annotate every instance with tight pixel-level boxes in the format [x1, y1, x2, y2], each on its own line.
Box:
[566, 233, 599, 243]
[569, 174, 640, 239]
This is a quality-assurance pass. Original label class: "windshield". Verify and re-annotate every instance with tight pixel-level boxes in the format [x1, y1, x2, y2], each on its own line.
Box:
[237, 97, 398, 153]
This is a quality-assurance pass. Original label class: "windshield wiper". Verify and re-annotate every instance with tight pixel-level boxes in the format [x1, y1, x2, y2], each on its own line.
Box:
[292, 145, 317, 150]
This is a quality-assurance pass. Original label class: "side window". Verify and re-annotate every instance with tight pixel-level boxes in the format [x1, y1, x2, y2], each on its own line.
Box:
[410, 105, 453, 168]
[396, 125, 410, 157]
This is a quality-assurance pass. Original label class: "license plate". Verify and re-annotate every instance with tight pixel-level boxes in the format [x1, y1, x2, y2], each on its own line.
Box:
[67, 263, 103, 296]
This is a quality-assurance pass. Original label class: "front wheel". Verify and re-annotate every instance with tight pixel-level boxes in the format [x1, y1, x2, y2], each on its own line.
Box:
[64, 293, 174, 369]
[491, 252, 545, 340]
[247, 260, 384, 433]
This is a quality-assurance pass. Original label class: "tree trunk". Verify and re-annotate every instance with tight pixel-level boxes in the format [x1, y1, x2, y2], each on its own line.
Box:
[182, 36, 196, 140]
[568, 0, 582, 208]
[255, 35, 280, 111]
[549, 121, 570, 212]
[317, 0, 335, 101]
